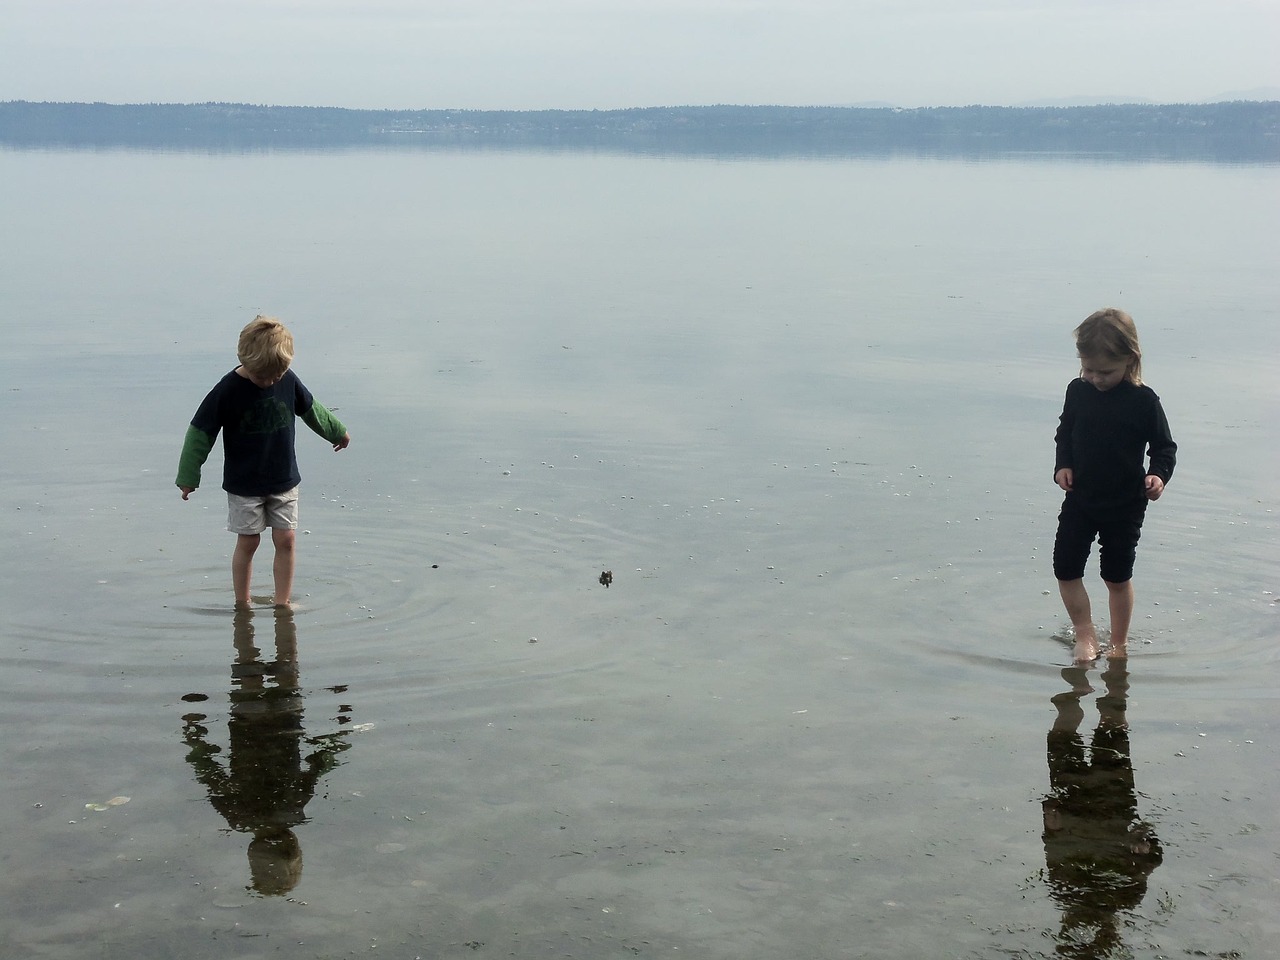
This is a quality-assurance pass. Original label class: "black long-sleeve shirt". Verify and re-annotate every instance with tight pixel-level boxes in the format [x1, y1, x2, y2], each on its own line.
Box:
[1054, 378, 1176, 515]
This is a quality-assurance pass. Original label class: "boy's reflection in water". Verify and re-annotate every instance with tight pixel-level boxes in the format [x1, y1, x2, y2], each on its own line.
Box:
[1042, 659, 1163, 959]
[181, 606, 352, 895]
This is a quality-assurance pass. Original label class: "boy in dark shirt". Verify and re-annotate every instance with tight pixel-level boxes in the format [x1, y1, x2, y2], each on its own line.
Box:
[177, 315, 350, 608]
[1053, 309, 1176, 661]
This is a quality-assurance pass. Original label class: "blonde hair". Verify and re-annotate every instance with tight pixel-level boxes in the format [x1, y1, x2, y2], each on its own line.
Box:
[1074, 308, 1142, 385]
[237, 315, 294, 380]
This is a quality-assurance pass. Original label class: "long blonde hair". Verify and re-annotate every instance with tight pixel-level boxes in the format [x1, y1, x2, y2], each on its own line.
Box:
[1074, 308, 1142, 385]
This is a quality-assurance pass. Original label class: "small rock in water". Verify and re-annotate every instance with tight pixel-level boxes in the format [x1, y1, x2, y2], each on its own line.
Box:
[84, 796, 130, 812]
[599, 570, 613, 588]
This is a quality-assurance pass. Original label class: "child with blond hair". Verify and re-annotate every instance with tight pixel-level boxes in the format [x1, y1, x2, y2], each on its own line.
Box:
[1053, 308, 1176, 661]
[177, 315, 350, 607]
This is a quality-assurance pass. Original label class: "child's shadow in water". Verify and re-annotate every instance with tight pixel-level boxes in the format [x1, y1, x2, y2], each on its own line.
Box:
[1041, 659, 1164, 958]
[181, 606, 353, 896]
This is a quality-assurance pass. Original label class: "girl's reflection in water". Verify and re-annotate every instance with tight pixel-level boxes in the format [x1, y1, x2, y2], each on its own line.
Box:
[181, 606, 353, 895]
[1042, 659, 1163, 959]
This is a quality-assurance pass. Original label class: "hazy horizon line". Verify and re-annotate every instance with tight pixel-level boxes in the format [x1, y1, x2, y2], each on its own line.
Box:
[7, 92, 1280, 112]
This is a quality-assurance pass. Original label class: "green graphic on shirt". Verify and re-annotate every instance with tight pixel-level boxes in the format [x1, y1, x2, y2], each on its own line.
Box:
[239, 398, 292, 435]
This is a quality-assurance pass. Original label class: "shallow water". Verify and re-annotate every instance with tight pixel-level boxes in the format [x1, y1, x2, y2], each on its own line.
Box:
[1, 147, 1277, 958]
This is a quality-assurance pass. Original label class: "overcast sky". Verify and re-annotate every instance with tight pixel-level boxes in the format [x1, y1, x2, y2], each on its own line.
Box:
[2, 0, 1277, 110]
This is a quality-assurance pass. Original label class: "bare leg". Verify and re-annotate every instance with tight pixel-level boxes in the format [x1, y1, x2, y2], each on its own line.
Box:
[271, 527, 297, 607]
[1058, 578, 1099, 662]
[1105, 579, 1134, 657]
[232, 533, 262, 607]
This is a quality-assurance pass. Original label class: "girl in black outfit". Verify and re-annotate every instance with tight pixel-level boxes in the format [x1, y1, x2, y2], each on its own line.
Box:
[1052, 309, 1177, 662]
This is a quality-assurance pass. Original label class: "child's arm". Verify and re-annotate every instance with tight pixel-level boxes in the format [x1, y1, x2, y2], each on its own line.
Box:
[1144, 396, 1177, 501]
[176, 425, 216, 498]
[1053, 383, 1076, 491]
[302, 400, 350, 451]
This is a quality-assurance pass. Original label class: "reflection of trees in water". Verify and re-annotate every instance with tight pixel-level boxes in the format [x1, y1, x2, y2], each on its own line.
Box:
[1042, 661, 1163, 959]
[181, 607, 352, 895]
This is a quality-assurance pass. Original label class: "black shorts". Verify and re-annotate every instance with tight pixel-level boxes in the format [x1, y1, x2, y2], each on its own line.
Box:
[1052, 495, 1146, 584]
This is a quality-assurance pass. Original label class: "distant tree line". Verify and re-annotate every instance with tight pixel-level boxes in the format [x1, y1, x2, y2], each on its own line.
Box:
[1, 100, 1276, 162]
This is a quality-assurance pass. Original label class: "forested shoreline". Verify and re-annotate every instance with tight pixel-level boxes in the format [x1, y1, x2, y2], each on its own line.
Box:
[2, 100, 1276, 161]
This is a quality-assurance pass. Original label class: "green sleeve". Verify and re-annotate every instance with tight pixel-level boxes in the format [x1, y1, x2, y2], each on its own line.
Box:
[302, 400, 348, 445]
[176, 425, 215, 489]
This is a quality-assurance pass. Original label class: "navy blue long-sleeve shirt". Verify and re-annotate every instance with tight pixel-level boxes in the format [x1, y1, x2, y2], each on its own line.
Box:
[176, 368, 347, 496]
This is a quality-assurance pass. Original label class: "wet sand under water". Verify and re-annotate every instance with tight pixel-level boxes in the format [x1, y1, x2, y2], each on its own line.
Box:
[3, 426, 1276, 959]
[2, 148, 1278, 958]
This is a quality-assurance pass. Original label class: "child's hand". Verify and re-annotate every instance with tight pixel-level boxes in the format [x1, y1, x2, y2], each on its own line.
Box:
[179, 486, 196, 500]
[1054, 468, 1074, 492]
[333, 433, 350, 452]
[1145, 475, 1165, 501]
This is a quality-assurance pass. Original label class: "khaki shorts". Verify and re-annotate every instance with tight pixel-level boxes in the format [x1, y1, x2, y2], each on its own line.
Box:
[227, 487, 300, 535]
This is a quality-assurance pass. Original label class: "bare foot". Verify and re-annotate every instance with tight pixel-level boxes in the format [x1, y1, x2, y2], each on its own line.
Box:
[1107, 640, 1128, 659]
[1073, 626, 1100, 663]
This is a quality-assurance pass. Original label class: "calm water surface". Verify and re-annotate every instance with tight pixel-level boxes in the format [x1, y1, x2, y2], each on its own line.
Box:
[1, 147, 1277, 959]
